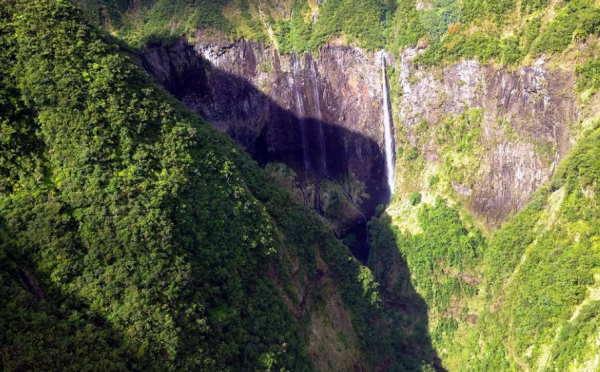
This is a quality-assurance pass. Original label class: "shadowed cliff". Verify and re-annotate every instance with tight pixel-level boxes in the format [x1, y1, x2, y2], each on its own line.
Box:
[139, 38, 446, 371]
[141, 39, 391, 262]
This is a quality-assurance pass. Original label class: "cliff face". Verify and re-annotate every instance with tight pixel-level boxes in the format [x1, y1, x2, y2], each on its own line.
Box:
[142, 38, 577, 232]
[393, 49, 576, 226]
[142, 38, 390, 247]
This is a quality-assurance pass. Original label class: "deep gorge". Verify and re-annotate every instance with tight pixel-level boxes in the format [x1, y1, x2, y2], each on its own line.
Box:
[3, 0, 600, 370]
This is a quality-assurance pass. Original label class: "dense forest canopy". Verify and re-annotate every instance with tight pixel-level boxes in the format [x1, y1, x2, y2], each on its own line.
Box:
[75, 0, 600, 65]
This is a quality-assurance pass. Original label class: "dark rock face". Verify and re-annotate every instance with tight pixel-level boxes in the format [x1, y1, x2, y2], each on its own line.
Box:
[142, 38, 390, 241]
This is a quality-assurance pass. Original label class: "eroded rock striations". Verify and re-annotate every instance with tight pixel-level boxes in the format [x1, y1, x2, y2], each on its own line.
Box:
[142, 37, 577, 235]
[142, 37, 391, 257]
[395, 48, 575, 225]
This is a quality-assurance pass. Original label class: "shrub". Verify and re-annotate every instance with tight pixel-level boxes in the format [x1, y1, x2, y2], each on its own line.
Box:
[409, 191, 422, 206]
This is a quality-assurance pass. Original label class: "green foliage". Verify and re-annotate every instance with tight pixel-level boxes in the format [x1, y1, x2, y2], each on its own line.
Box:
[367, 216, 441, 370]
[0, 226, 133, 371]
[275, 0, 389, 53]
[409, 191, 422, 205]
[75, 0, 600, 66]
[523, 17, 542, 51]
[427, 175, 440, 187]
[415, 31, 506, 66]
[551, 301, 600, 370]
[520, 0, 548, 14]
[483, 191, 546, 295]
[397, 199, 483, 311]
[534, 0, 600, 53]
[0, 1, 313, 370]
[454, 126, 600, 370]
[390, 0, 427, 50]
[397, 0, 599, 66]
[420, 0, 461, 41]
[460, 0, 514, 23]
[0, 2, 400, 370]
[79, 0, 390, 52]
[234, 149, 392, 367]
[368, 201, 484, 369]
[576, 55, 600, 95]
[76, 0, 265, 47]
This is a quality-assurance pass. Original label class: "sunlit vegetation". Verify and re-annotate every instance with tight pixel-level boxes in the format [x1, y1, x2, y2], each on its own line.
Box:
[421, 124, 600, 370]
[411, 0, 600, 66]
[393, 109, 485, 202]
[274, 0, 393, 53]
[0, 1, 390, 370]
[393, 199, 483, 327]
[576, 55, 600, 96]
[4, 0, 600, 370]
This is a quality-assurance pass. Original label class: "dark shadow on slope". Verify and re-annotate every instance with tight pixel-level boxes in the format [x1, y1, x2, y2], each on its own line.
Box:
[141, 39, 389, 263]
[369, 214, 447, 372]
[140, 38, 444, 371]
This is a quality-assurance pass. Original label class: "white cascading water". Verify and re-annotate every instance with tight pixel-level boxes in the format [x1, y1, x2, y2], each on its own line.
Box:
[381, 54, 395, 195]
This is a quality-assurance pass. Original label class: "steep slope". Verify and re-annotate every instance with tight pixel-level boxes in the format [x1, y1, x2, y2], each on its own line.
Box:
[139, 37, 393, 261]
[468, 126, 600, 370]
[422, 122, 600, 371]
[0, 1, 400, 371]
[368, 123, 600, 369]
[6, 0, 600, 370]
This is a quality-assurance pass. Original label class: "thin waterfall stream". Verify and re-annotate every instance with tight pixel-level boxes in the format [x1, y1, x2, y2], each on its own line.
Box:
[381, 54, 395, 196]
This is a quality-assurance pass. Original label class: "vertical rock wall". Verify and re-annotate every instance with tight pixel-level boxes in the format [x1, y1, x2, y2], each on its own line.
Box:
[142, 37, 578, 230]
[394, 49, 576, 225]
[142, 37, 391, 238]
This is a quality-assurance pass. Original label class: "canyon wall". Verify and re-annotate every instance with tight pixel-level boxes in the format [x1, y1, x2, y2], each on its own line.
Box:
[140, 36, 581, 372]
[142, 38, 392, 252]
[393, 48, 576, 226]
[142, 37, 577, 231]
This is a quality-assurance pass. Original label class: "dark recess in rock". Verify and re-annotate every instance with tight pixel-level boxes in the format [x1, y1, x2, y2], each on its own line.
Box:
[142, 38, 389, 261]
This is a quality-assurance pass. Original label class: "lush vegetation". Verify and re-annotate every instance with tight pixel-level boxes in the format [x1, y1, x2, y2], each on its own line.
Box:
[275, 0, 393, 53]
[374, 199, 484, 347]
[393, 109, 485, 204]
[5, 0, 600, 370]
[0, 1, 392, 370]
[576, 55, 600, 96]
[75, 0, 395, 52]
[75, 0, 600, 66]
[386, 123, 600, 370]
[411, 0, 600, 66]
[76, 0, 263, 47]
[461, 125, 600, 370]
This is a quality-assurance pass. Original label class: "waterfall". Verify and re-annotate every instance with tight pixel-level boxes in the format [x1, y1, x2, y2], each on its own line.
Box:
[292, 53, 310, 173]
[381, 54, 395, 195]
[309, 58, 328, 176]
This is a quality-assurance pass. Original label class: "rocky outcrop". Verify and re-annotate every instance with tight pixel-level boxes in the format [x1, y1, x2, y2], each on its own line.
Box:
[395, 49, 576, 225]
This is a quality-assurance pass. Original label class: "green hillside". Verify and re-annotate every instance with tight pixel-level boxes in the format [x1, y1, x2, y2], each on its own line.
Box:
[0, 1, 392, 370]
[3, 0, 600, 370]
[74, 0, 600, 65]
